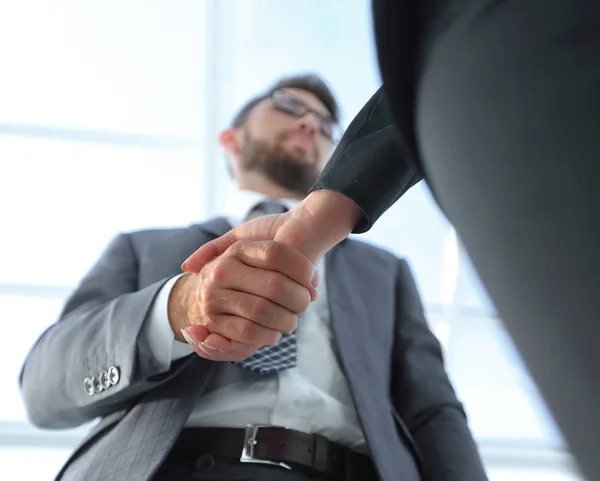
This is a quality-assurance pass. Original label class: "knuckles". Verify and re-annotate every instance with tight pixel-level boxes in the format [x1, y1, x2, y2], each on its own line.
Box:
[264, 272, 285, 300]
[261, 241, 283, 266]
[198, 257, 237, 305]
[250, 296, 270, 321]
[198, 283, 217, 306]
[206, 258, 233, 285]
[236, 319, 261, 342]
[226, 241, 246, 257]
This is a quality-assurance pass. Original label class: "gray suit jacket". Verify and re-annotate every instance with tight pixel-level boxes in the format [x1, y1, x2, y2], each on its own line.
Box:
[19, 218, 487, 481]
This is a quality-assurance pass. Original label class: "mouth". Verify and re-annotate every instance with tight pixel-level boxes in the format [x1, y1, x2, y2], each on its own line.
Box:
[282, 134, 320, 164]
[283, 134, 314, 151]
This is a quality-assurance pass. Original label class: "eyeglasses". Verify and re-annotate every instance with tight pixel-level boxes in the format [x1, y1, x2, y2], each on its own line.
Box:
[270, 90, 339, 142]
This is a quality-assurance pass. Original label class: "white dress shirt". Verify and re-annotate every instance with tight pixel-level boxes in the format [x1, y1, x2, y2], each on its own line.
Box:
[140, 189, 367, 452]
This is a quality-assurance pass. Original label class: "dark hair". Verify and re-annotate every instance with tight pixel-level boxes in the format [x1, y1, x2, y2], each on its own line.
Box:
[231, 74, 340, 128]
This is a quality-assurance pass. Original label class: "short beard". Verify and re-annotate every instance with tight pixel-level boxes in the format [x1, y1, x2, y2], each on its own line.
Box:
[238, 131, 319, 197]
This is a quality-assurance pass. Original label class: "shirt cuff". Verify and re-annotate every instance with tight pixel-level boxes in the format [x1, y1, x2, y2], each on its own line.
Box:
[141, 273, 194, 372]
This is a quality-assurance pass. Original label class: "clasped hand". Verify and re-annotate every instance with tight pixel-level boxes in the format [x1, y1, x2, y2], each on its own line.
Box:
[172, 191, 359, 361]
[171, 209, 320, 362]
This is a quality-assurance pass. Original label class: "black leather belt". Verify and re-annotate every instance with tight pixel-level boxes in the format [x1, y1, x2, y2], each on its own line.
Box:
[166, 425, 376, 479]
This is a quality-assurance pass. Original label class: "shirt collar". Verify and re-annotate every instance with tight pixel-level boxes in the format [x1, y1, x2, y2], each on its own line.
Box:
[224, 188, 301, 226]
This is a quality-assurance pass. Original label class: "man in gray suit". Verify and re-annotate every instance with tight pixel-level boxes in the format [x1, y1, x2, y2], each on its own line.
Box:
[20, 74, 487, 481]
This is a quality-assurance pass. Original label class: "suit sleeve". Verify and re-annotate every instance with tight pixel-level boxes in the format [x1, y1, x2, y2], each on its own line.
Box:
[19, 233, 193, 430]
[391, 259, 489, 481]
[310, 87, 423, 233]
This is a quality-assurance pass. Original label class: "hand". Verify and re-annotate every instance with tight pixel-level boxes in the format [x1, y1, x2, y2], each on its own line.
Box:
[169, 240, 317, 361]
[179, 190, 362, 359]
[181, 190, 363, 273]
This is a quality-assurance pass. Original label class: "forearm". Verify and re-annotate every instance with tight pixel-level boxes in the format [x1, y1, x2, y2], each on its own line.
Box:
[310, 87, 423, 233]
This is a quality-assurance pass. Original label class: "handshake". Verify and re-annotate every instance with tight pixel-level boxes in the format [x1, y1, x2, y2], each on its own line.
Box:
[168, 190, 362, 361]
[170, 238, 319, 361]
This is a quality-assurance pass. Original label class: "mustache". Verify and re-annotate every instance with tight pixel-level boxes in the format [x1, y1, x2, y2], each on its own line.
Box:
[238, 134, 320, 196]
[278, 132, 318, 160]
[279, 131, 314, 141]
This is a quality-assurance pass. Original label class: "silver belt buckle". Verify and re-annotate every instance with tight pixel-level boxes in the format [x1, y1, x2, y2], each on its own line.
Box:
[240, 424, 292, 470]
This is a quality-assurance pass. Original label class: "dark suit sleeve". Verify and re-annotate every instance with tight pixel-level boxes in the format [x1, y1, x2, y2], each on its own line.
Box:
[391, 259, 489, 481]
[19, 233, 192, 429]
[310, 87, 423, 233]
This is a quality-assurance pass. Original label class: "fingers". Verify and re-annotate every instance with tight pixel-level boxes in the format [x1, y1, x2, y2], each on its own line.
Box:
[205, 303, 289, 343]
[229, 240, 313, 283]
[196, 240, 317, 308]
[183, 326, 262, 362]
[181, 231, 237, 273]
[200, 332, 257, 360]
[198, 259, 304, 332]
[182, 238, 318, 300]
[227, 240, 318, 299]
[216, 262, 311, 315]
[216, 290, 297, 334]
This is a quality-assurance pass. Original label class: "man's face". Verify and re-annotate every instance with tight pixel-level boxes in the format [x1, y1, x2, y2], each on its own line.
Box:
[234, 88, 336, 196]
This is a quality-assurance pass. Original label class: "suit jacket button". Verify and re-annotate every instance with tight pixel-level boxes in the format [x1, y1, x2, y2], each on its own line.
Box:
[91, 375, 103, 394]
[108, 366, 120, 386]
[99, 370, 111, 390]
[83, 377, 94, 396]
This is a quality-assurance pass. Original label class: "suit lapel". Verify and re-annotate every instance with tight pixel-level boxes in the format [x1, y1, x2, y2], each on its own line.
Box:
[194, 217, 232, 238]
[326, 240, 420, 480]
[325, 239, 397, 386]
[326, 240, 395, 370]
[326, 241, 371, 377]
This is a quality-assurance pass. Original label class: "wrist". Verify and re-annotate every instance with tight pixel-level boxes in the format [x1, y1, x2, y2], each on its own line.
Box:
[292, 189, 363, 255]
[168, 273, 193, 342]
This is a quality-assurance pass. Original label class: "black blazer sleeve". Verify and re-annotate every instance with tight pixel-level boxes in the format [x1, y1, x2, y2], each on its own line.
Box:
[310, 87, 423, 233]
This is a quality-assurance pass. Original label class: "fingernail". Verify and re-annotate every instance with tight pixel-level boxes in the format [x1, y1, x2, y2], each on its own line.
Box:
[200, 342, 218, 351]
[181, 329, 198, 347]
[311, 269, 320, 288]
[180, 259, 190, 271]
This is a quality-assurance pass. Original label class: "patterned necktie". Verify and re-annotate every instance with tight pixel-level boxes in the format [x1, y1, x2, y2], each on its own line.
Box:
[231, 200, 298, 375]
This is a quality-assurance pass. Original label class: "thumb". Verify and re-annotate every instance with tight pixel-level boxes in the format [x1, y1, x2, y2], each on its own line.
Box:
[181, 231, 236, 273]
[182, 325, 210, 344]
